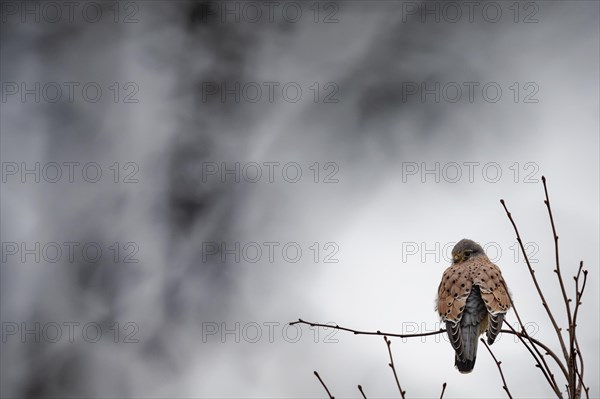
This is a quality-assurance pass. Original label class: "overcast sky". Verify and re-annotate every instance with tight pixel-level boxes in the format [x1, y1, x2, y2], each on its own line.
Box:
[1, 1, 599, 398]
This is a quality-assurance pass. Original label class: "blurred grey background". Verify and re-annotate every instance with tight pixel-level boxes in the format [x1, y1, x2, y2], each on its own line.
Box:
[1, 1, 598, 398]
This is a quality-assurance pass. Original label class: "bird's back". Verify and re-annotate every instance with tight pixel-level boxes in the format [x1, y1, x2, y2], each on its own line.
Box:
[436, 253, 511, 373]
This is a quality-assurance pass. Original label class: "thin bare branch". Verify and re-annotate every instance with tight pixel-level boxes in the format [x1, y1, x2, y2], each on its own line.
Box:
[481, 338, 513, 399]
[573, 262, 589, 399]
[439, 382, 447, 399]
[574, 335, 590, 399]
[542, 176, 576, 399]
[500, 198, 570, 365]
[572, 263, 587, 337]
[542, 176, 573, 323]
[358, 385, 367, 399]
[314, 371, 334, 399]
[573, 345, 589, 399]
[289, 319, 444, 339]
[384, 336, 406, 399]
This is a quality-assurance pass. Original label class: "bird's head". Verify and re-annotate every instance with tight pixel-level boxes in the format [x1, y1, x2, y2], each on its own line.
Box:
[451, 239, 485, 264]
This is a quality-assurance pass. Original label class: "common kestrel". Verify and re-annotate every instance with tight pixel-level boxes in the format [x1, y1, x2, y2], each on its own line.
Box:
[436, 239, 511, 373]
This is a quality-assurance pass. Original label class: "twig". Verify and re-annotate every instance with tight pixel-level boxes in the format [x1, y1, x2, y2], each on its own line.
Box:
[384, 336, 406, 399]
[574, 335, 590, 399]
[358, 385, 367, 399]
[573, 262, 589, 399]
[314, 371, 334, 399]
[290, 319, 444, 339]
[542, 176, 576, 398]
[290, 319, 445, 338]
[572, 263, 587, 329]
[542, 176, 572, 313]
[542, 176, 573, 327]
[481, 338, 513, 399]
[439, 382, 447, 399]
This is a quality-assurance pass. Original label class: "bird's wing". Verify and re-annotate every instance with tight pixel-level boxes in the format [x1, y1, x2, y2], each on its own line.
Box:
[469, 257, 511, 344]
[436, 263, 473, 357]
[437, 263, 473, 322]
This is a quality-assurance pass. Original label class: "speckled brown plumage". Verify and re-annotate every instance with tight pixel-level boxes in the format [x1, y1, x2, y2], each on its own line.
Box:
[437, 255, 510, 321]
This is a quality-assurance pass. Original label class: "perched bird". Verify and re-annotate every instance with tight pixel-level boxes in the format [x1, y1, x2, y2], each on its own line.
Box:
[436, 239, 511, 373]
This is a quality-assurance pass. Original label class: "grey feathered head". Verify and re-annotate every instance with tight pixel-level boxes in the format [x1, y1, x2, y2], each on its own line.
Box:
[451, 239, 485, 264]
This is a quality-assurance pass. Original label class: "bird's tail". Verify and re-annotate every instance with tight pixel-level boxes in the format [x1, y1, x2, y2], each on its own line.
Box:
[455, 324, 479, 373]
